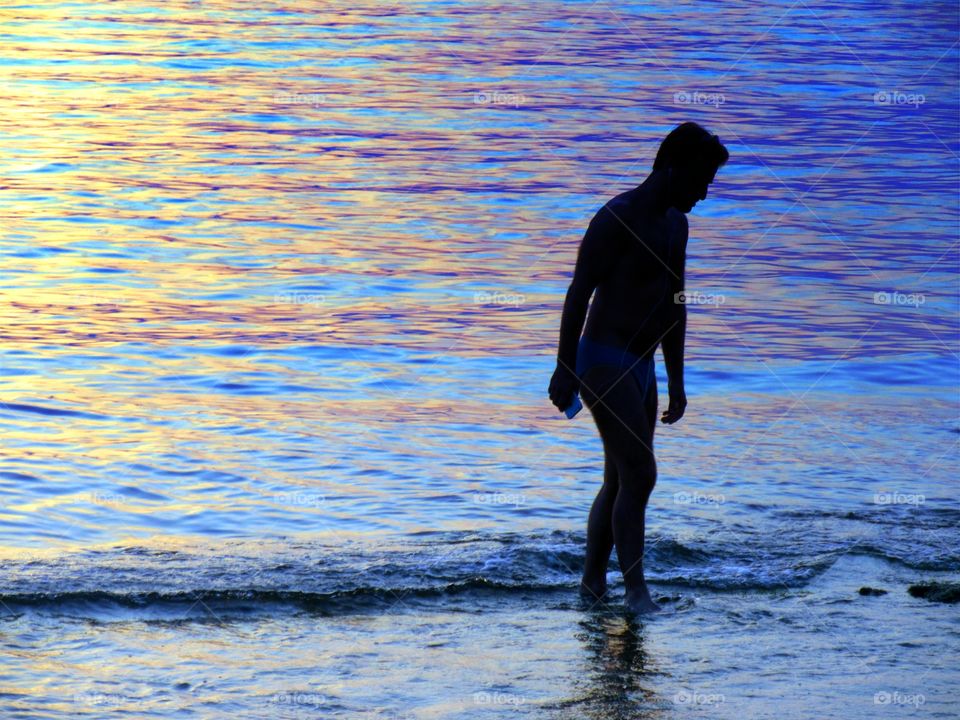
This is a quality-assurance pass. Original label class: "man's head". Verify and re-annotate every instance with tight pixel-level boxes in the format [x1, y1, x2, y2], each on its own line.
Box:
[654, 122, 729, 212]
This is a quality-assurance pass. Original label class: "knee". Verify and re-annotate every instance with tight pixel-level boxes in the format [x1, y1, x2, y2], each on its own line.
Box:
[617, 459, 656, 497]
[618, 451, 655, 479]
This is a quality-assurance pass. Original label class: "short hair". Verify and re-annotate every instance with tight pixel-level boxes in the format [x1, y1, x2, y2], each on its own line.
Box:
[653, 121, 729, 174]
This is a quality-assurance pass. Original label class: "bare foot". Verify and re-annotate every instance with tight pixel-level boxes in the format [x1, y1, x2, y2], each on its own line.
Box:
[624, 590, 661, 615]
[579, 578, 608, 602]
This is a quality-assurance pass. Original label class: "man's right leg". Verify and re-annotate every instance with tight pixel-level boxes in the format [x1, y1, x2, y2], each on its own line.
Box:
[581, 364, 660, 614]
[580, 453, 618, 599]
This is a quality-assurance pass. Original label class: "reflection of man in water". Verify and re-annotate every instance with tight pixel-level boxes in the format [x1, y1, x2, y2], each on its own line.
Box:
[549, 122, 729, 613]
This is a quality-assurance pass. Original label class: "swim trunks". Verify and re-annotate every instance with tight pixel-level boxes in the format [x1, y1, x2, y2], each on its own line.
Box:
[575, 334, 656, 402]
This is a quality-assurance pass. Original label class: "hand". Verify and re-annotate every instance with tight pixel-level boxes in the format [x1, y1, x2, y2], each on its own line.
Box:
[548, 363, 580, 413]
[661, 386, 687, 424]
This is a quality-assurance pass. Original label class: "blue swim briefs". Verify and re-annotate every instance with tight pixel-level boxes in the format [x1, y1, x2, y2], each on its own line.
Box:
[575, 334, 655, 401]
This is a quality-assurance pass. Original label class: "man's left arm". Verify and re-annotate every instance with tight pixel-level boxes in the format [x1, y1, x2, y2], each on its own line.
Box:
[661, 212, 688, 424]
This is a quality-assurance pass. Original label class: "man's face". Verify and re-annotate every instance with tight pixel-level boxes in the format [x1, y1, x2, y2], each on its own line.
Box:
[671, 162, 716, 212]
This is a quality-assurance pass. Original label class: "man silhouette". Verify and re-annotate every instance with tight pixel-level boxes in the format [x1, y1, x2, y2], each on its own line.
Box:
[548, 122, 729, 613]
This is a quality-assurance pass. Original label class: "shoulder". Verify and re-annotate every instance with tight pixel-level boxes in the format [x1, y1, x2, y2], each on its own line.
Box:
[591, 198, 629, 230]
[589, 190, 645, 244]
[582, 201, 631, 257]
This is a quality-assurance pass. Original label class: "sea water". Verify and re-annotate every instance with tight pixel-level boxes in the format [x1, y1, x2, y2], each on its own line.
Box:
[0, 1, 957, 718]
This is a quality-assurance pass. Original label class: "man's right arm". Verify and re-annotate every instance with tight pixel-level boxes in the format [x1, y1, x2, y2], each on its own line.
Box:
[556, 204, 627, 375]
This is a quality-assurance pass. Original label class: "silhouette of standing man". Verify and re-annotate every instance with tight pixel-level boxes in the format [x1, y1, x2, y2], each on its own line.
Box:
[548, 122, 729, 613]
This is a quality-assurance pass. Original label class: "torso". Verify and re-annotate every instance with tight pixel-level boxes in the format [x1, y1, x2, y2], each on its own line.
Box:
[583, 187, 683, 361]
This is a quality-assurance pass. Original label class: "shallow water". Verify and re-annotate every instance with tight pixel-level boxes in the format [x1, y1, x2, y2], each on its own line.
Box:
[1, 0, 958, 718]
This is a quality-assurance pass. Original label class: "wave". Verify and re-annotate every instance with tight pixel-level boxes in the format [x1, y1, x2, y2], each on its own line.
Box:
[1, 525, 956, 621]
[0, 580, 562, 620]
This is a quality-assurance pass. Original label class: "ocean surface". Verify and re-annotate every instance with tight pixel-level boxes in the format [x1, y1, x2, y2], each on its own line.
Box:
[1, 0, 958, 717]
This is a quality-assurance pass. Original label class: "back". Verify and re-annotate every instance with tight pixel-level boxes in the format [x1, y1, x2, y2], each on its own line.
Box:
[582, 189, 681, 359]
